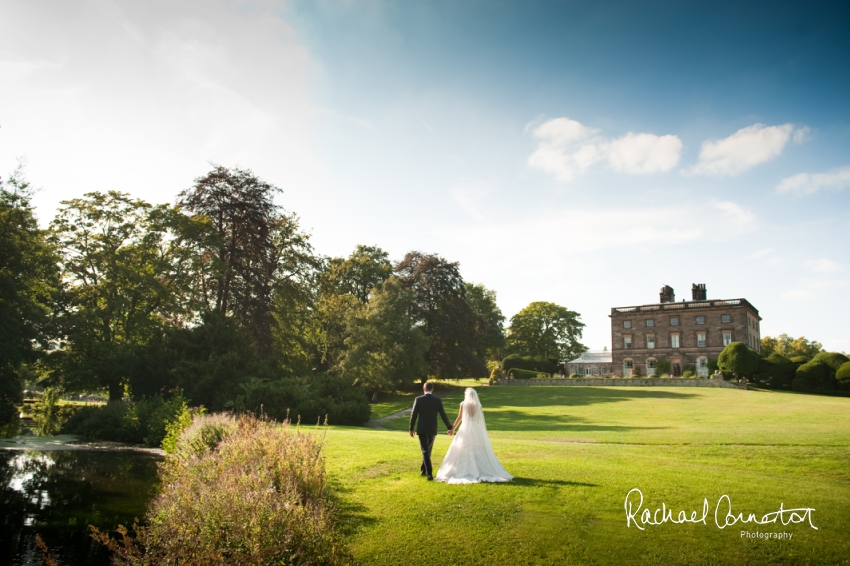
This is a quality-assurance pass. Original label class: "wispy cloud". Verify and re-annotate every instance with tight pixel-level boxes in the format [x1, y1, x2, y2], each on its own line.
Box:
[450, 180, 492, 220]
[527, 117, 681, 182]
[776, 167, 850, 195]
[689, 123, 807, 176]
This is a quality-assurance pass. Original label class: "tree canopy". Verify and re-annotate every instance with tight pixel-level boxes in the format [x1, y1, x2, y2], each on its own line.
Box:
[760, 334, 823, 359]
[505, 301, 586, 361]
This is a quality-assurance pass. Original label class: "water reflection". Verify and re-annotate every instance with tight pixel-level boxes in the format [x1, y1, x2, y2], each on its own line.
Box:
[0, 450, 161, 566]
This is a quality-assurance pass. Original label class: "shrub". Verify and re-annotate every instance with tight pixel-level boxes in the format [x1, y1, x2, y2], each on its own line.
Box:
[506, 368, 542, 379]
[501, 355, 560, 375]
[236, 374, 371, 426]
[62, 394, 189, 446]
[837, 361, 850, 382]
[655, 359, 671, 375]
[789, 355, 810, 365]
[93, 414, 348, 565]
[718, 342, 759, 378]
[755, 353, 796, 389]
[682, 370, 694, 378]
[812, 352, 850, 372]
[168, 412, 239, 459]
[795, 361, 836, 391]
[568, 373, 578, 379]
[489, 367, 502, 381]
[31, 388, 61, 436]
[792, 376, 809, 392]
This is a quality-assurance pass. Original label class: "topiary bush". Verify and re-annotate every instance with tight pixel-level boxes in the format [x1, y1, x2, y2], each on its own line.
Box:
[755, 353, 796, 389]
[501, 355, 560, 375]
[789, 355, 810, 365]
[682, 370, 694, 378]
[795, 361, 836, 391]
[836, 362, 850, 390]
[718, 342, 759, 378]
[506, 368, 543, 379]
[812, 352, 850, 372]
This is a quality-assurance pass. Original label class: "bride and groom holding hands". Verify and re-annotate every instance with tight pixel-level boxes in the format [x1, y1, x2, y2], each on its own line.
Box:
[409, 381, 513, 484]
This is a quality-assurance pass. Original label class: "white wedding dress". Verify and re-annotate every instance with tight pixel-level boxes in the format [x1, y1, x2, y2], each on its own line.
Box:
[435, 388, 513, 484]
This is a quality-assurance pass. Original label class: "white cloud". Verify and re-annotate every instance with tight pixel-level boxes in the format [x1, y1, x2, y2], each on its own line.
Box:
[776, 167, 850, 195]
[747, 248, 773, 259]
[527, 117, 681, 182]
[804, 258, 844, 274]
[690, 123, 806, 176]
[711, 200, 756, 228]
[607, 132, 682, 174]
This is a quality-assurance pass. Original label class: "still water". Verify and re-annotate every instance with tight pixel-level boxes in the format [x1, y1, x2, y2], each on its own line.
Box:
[0, 450, 161, 565]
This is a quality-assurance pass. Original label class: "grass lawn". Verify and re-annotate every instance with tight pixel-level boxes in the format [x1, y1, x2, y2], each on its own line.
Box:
[367, 379, 488, 420]
[325, 386, 850, 565]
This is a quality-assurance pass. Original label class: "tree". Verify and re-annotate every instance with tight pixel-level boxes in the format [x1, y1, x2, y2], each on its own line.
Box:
[464, 283, 506, 362]
[338, 277, 430, 400]
[49, 191, 193, 400]
[505, 301, 586, 362]
[395, 251, 486, 379]
[717, 342, 759, 379]
[760, 334, 823, 359]
[322, 245, 392, 303]
[177, 165, 284, 355]
[0, 166, 59, 427]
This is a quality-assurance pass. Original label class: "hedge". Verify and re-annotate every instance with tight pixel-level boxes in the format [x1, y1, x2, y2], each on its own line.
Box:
[505, 368, 549, 379]
[718, 342, 759, 377]
[836, 361, 850, 382]
[502, 354, 560, 374]
[812, 352, 850, 372]
[795, 361, 836, 391]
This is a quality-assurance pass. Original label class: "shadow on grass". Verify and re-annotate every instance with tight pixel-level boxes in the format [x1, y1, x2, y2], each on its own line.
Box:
[327, 479, 377, 537]
[510, 476, 598, 489]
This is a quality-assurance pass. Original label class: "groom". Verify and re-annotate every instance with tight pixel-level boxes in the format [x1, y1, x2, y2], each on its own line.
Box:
[409, 381, 454, 480]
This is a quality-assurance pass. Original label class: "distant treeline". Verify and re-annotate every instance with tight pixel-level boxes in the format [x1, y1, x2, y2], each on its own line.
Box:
[0, 164, 586, 430]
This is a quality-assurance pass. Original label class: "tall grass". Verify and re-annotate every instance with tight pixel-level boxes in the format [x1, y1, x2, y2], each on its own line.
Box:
[93, 413, 349, 565]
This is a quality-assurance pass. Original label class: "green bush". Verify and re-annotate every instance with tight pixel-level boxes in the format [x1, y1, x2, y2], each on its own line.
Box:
[236, 373, 370, 426]
[837, 361, 850, 382]
[718, 342, 759, 378]
[655, 359, 671, 376]
[167, 412, 239, 459]
[789, 355, 810, 365]
[489, 367, 502, 381]
[682, 370, 694, 378]
[795, 361, 836, 391]
[754, 353, 796, 389]
[812, 352, 850, 372]
[501, 355, 560, 375]
[506, 368, 542, 379]
[31, 388, 61, 435]
[61, 394, 189, 446]
[791, 376, 809, 392]
[93, 414, 348, 565]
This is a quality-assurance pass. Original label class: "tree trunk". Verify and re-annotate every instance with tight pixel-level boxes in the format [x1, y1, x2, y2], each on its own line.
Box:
[108, 380, 124, 402]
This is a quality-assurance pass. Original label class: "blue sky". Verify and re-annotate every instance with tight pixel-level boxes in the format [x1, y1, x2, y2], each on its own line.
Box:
[1, 0, 849, 351]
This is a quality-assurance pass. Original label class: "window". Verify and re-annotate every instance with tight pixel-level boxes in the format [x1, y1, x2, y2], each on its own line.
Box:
[624, 336, 632, 349]
[722, 331, 732, 346]
[697, 332, 706, 347]
[721, 314, 731, 323]
[624, 320, 632, 328]
[671, 334, 680, 348]
[670, 317, 679, 326]
[647, 335, 656, 349]
[646, 319, 655, 327]
[697, 357, 709, 377]
[647, 358, 656, 375]
[586, 366, 592, 376]
[624, 359, 634, 375]
[601, 365, 607, 375]
[592, 366, 598, 376]
[696, 316, 705, 325]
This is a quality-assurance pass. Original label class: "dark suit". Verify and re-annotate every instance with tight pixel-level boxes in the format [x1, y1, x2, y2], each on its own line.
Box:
[409, 393, 453, 478]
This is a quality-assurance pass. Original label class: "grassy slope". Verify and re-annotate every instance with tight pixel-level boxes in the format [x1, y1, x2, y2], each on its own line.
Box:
[325, 386, 850, 566]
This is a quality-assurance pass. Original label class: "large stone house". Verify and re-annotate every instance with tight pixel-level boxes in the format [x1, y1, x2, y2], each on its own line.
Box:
[566, 348, 613, 377]
[610, 284, 761, 377]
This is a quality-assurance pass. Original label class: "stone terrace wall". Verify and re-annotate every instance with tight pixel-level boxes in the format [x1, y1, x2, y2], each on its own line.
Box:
[495, 378, 743, 389]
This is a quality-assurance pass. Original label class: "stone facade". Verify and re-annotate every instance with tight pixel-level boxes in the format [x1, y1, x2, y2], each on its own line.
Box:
[496, 377, 743, 389]
[565, 348, 613, 377]
[610, 284, 761, 377]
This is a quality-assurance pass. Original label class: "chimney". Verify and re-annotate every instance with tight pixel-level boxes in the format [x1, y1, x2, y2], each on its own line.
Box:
[659, 285, 675, 303]
[691, 283, 707, 301]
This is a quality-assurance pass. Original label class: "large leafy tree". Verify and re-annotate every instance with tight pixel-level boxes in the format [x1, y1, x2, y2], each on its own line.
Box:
[395, 251, 486, 379]
[177, 165, 284, 355]
[506, 301, 586, 361]
[760, 334, 823, 360]
[0, 167, 59, 427]
[464, 283, 505, 363]
[338, 277, 429, 400]
[322, 245, 392, 302]
[49, 191, 194, 400]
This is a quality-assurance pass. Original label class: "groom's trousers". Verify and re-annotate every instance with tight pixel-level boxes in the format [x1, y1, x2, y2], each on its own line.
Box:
[418, 434, 437, 477]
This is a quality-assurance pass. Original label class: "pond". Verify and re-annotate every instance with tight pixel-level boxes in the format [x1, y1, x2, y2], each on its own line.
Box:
[0, 449, 161, 566]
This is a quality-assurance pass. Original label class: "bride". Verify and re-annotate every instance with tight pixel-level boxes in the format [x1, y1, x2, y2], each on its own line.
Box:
[435, 388, 513, 484]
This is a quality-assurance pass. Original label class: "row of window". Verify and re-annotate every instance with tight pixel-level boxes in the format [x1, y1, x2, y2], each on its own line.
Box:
[623, 357, 711, 377]
[623, 314, 733, 329]
[569, 365, 608, 376]
[623, 331, 732, 349]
